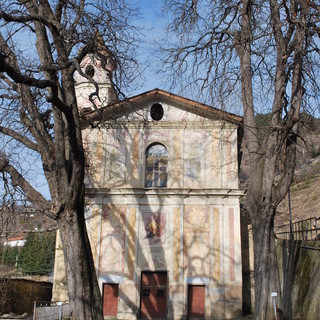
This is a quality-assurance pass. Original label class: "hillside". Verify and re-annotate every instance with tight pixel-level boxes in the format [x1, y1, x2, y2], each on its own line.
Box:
[277, 118, 320, 226]
[276, 157, 320, 226]
[240, 114, 320, 228]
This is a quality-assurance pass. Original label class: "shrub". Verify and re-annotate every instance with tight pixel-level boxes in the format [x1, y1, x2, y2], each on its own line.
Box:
[19, 231, 56, 275]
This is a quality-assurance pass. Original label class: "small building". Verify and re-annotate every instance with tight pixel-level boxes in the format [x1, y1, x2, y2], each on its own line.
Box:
[4, 236, 26, 247]
[52, 50, 245, 319]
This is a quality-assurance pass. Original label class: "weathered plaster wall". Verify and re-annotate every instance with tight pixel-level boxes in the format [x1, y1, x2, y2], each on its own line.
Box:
[52, 230, 68, 302]
[83, 102, 239, 191]
[52, 98, 243, 319]
[52, 195, 243, 319]
[88, 193, 243, 319]
[74, 54, 117, 110]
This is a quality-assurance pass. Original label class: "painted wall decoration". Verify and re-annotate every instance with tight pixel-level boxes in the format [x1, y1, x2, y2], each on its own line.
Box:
[184, 130, 212, 188]
[183, 206, 210, 275]
[139, 248, 167, 270]
[184, 206, 209, 231]
[141, 212, 167, 247]
[99, 205, 126, 273]
[105, 130, 127, 187]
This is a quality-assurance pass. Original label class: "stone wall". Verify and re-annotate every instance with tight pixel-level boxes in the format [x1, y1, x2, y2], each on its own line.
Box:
[0, 278, 52, 315]
[277, 239, 320, 320]
[240, 212, 254, 315]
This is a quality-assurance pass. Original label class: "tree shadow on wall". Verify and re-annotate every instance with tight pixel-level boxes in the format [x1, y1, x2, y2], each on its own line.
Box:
[83, 106, 243, 319]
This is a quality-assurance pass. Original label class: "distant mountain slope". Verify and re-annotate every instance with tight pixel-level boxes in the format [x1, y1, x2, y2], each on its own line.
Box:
[276, 158, 320, 226]
[239, 113, 320, 227]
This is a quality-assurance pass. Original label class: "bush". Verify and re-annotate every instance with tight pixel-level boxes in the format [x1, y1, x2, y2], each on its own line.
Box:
[311, 146, 320, 158]
[19, 231, 56, 275]
[0, 246, 19, 267]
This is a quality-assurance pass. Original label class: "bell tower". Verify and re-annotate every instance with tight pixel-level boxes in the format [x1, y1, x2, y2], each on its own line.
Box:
[74, 37, 117, 112]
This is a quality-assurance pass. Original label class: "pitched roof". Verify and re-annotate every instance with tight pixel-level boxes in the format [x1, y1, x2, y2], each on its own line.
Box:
[7, 236, 25, 242]
[80, 88, 243, 127]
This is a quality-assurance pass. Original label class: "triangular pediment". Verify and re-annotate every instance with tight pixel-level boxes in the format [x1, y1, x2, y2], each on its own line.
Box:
[80, 88, 242, 127]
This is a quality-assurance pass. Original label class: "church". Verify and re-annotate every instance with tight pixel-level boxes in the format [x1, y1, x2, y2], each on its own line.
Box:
[52, 48, 245, 319]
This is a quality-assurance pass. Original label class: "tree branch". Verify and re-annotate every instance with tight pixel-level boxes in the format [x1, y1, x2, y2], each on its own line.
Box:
[0, 10, 57, 32]
[0, 52, 56, 89]
[0, 154, 52, 216]
[0, 126, 39, 152]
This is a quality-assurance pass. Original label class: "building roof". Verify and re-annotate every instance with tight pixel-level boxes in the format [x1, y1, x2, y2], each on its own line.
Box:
[80, 88, 243, 128]
[7, 236, 25, 242]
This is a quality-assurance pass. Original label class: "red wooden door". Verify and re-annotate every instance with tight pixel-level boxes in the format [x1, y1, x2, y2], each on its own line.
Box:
[188, 285, 205, 319]
[103, 283, 119, 317]
[140, 272, 167, 319]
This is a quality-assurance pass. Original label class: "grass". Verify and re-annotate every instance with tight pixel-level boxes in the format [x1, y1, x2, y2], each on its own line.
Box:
[291, 174, 316, 192]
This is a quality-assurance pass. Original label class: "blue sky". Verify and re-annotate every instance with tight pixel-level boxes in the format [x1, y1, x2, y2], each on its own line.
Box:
[133, 0, 167, 94]
[0, 1, 168, 202]
[35, 1, 167, 200]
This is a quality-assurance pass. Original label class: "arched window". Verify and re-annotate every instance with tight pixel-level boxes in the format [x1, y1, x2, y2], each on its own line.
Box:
[145, 143, 168, 188]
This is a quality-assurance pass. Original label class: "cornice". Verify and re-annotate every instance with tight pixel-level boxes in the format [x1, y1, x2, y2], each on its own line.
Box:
[85, 187, 246, 198]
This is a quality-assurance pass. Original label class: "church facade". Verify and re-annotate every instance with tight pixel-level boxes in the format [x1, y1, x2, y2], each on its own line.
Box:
[52, 53, 244, 319]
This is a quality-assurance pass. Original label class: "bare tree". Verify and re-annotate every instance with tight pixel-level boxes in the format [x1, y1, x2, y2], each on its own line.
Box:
[160, 0, 320, 318]
[0, 1, 140, 318]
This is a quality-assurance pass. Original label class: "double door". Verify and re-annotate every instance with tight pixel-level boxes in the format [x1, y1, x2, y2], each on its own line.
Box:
[140, 271, 167, 319]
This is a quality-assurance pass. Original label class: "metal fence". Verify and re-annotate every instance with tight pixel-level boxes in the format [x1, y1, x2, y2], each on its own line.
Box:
[33, 301, 71, 320]
[276, 217, 320, 240]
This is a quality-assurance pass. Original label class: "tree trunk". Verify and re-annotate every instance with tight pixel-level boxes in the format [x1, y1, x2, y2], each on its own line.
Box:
[57, 202, 103, 320]
[250, 205, 280, 320]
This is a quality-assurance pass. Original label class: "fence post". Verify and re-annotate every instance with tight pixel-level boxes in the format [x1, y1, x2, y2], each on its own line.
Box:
[57, 302, 62, 320]
[271, 292, 278, 320]
[277, 217, 320, 240]
[33, 301, 36, 320]
[288, 189, 293, 240]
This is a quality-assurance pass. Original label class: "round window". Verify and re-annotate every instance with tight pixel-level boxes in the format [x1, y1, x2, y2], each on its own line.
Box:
[85, 65, 95, 77]
[150, 103, 164, 121]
